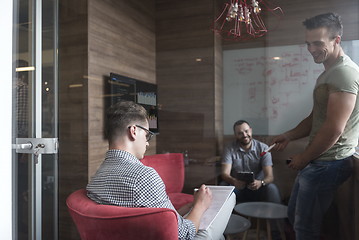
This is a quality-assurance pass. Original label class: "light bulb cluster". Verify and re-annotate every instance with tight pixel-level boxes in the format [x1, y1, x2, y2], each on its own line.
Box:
[226, 0, 261, 23]
[252, 0, 261, 14]
[212, 0, 283, 41]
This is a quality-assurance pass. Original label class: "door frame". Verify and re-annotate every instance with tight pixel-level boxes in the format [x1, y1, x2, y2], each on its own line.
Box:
[0, 0, 14, 239]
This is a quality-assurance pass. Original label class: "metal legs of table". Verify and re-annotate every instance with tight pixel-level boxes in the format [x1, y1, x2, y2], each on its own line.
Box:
[241, 217, 286, 240]
[235, 202, 288, 240]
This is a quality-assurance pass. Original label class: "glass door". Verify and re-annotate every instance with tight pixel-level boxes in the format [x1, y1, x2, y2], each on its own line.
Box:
[13, 0, 58, 239]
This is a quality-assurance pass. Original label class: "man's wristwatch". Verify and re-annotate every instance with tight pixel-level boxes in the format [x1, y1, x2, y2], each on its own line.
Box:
[261, 180, 266, 187]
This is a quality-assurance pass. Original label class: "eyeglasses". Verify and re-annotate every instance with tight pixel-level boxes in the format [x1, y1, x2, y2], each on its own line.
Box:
[131, 125, 155, 142]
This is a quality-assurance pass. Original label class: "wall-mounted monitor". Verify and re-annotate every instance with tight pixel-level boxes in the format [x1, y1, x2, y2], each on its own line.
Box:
[108, 72, 158, 133]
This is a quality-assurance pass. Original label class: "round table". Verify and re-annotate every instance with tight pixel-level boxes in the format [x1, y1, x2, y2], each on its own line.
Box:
[224, 214, 251, 236]
[234, 202, 288, 240]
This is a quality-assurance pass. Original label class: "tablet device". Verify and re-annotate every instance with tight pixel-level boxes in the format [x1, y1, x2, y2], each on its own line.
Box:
[235, 171, 254, 183]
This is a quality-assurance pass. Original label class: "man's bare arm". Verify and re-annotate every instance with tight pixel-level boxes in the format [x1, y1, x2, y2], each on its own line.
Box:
[262, 165, 274, 184]
[298, 91, 356, 164]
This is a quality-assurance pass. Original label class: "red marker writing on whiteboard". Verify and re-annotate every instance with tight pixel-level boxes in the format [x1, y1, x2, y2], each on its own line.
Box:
[260, 143, 276, 157]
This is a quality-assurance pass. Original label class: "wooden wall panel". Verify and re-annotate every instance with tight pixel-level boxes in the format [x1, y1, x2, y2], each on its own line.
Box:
[156, 0, 215, 50]
[156, 0, 222, 162]
[58, 0, 89, 239]
[59, 0, 156, 239]
[156, 48, 217, 160]
[214, 35, 224, 154]
[87, 0, 156, 179]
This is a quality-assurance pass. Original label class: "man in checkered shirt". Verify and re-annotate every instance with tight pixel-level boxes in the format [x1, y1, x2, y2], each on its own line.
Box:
[87, 101, 235, 240]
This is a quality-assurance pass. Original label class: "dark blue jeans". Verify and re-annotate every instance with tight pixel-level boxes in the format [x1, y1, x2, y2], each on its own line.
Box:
[288, 157, 353, 240]
[234, 183, 282, 204]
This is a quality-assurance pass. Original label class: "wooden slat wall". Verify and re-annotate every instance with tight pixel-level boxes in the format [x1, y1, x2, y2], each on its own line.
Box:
[214, 35, 224, 154]
[58, 0, 89, 239]
[87, 0, 156, 179]
[59, 0, 156, 239]
[156, 0, 223, 162]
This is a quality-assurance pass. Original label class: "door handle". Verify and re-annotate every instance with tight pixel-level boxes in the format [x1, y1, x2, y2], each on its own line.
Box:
[12, 142, 33, 150]
[14, 138, 58, 154]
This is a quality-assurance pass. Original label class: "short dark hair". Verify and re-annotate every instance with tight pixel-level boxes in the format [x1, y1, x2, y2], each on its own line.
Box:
[105, 101, 148, 142]
[233, 120, 250, 132]
[302, 12, 343, 39]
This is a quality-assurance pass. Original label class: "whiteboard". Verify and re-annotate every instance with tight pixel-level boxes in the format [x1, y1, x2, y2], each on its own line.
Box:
[223, 40, 359, 135]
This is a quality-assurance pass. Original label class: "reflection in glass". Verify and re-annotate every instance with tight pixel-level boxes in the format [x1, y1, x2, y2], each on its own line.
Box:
[13, 0, 58, 239]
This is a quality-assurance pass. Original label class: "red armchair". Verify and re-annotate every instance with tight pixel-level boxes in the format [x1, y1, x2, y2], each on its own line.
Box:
[66, 189, 178, 240]
[141, 153, 194, 209]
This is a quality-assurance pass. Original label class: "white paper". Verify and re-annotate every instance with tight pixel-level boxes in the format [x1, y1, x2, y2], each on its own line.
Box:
[198, 185, 235, 230]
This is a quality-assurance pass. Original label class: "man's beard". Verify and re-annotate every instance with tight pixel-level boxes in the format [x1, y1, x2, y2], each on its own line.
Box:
[239, 137, 252, 147]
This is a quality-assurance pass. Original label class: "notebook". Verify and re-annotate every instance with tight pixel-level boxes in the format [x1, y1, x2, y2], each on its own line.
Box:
[198, 185, 235, 230]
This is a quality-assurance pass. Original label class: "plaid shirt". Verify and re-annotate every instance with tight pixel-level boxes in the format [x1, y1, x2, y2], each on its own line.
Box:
[87, 150, 196, 240]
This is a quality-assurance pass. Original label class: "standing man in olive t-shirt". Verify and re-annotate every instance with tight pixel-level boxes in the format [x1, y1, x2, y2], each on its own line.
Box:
[272, 13, 359, 240]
